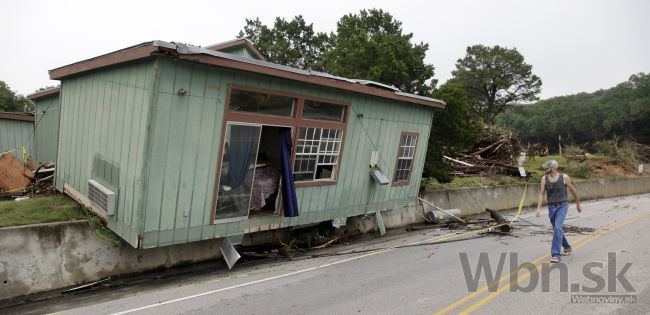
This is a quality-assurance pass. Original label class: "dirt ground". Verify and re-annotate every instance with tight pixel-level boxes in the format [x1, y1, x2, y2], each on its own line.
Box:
[589, 159, 641, 178]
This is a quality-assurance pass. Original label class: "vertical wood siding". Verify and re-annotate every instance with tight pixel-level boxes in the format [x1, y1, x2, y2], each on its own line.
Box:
[56, 61, 155, 247]
[140, 56, 434, 248]
[0, 119, 33, 160]
[34, 95, 61, 164]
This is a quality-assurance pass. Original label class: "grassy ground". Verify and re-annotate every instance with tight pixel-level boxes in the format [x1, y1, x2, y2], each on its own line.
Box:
[423, 154, 616, 190]
[0, 194, 86, 228]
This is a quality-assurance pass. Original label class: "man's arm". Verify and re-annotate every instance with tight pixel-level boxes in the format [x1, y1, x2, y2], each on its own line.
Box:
[536, 176, 546, 217]
[564, 174, 583, 213]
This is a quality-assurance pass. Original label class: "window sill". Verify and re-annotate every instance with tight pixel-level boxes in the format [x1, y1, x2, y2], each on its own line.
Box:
[295, 180, 338, 187]
[392, 181, 411, 187]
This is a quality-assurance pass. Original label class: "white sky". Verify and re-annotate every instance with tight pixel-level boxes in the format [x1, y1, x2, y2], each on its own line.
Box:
[1, 0, 648, 99]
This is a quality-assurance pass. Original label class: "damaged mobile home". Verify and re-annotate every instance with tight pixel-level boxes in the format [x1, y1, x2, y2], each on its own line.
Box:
[45, 38, 445, 248]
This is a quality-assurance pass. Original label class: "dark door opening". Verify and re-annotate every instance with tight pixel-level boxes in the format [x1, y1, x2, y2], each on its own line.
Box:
[248, 125, 285, 217]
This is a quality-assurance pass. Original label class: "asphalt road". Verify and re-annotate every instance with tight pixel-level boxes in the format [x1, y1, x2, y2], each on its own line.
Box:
[4, 194, 650, 315]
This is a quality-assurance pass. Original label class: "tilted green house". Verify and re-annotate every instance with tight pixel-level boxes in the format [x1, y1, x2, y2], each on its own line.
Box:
[47, 38, 445, 248]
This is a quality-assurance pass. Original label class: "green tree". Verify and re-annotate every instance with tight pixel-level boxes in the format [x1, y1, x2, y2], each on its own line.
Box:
[452, 45, 542, 123]
[323, 9, 436, 94]
[238, 16, 329, 70]
[0, 81, 33, 112]
[497, 72, 650, 146]
[424, 82, 481, 182]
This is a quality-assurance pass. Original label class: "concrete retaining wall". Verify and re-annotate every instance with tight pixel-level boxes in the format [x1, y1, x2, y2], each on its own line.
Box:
[423, 177, 650, 216]
[0, 221, 221, 301]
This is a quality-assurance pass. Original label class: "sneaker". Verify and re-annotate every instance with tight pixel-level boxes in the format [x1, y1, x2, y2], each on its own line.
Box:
[550, 257, 561, 263]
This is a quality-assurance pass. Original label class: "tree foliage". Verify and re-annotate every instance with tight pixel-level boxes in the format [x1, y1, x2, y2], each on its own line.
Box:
[0, 81, 33, 112]
[322, 9, 436, 95]
[423, 82, 481, 182]
[451, 45, 542, 123]
[238, 16, 329, 70]
[239, 9, 436, 95]
[496, 72, 650, 146]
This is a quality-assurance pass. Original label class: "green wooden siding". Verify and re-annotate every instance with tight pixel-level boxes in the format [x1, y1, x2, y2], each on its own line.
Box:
[139, 56, 433, 248]
[55, 54, 435, 249]
[219, 46, 260, 60]
[33, 95, 61, 164]
[0, 118, 33, 160]
[55, 60, 155, 247]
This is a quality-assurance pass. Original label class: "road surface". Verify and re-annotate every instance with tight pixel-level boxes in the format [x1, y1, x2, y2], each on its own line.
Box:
[3, 194, 650, 314]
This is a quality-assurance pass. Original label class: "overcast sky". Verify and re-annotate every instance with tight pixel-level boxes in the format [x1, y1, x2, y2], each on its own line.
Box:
[1, 0, 648, 99]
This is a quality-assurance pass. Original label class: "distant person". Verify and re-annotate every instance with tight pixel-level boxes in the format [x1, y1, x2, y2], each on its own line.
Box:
[536, 160, 583, 263]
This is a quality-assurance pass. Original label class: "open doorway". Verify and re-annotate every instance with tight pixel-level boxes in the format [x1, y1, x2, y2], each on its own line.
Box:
[249, 125, 286, 218]
[214, 123, 294, 221]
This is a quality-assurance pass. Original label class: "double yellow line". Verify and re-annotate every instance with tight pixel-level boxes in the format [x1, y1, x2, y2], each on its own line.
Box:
[434, 210, 650, 315]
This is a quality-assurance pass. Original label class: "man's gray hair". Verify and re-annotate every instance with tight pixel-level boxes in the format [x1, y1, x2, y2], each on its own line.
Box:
[542, 160, 559, 169]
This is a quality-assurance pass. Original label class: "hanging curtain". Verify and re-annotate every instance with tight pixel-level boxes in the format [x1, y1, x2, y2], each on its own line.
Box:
[279, 128, 299, 217]
[226, 125, 256, 188]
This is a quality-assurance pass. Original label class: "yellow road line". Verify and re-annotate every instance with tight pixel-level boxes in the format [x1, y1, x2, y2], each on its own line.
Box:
[458, 211, 650, 314]
[434, 211, 650, 315]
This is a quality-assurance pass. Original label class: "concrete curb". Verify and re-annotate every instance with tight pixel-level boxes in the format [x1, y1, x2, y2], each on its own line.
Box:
[0, 220, 221, 301]
[422, 177, 650, 216]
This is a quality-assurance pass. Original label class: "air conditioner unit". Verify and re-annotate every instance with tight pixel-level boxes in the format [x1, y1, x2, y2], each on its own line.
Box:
[88, 179, 116, 216]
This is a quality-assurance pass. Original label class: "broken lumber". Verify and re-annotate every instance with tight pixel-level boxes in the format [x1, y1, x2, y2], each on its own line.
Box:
[485, 208, 511, 232]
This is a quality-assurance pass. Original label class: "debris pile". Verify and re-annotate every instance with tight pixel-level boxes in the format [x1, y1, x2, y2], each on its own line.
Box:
[630, 141, 650, 162]
[0, 153, 34, 195]
[0, 153, 55, 198]
[447, 125, 524, 177]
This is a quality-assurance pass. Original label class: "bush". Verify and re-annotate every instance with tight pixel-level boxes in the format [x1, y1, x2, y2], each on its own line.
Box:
[568, 161, 593, 178]
[594, 139, 640, 170]
[618, 141, 641, 170]
[594, 140, 618, 157]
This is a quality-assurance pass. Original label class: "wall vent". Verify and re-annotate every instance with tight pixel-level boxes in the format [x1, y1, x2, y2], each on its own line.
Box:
[88, 179, 116, 216]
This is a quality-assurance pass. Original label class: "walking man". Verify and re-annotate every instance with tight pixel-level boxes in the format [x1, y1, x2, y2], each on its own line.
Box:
[536, 160, 583, 263]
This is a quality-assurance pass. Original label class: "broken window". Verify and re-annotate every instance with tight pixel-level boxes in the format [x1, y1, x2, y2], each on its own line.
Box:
[302, 100, 345, 122]
[229, 89, 295, 117]
[393, 132, 418, 185]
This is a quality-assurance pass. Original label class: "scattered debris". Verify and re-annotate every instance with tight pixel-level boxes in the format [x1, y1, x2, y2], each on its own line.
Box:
[529, 224, 595, 235]
[444, 126, 525, 177]
[564, 225, 595, 234]
[310, 238, 338, 249]
[62, 277, 111, 294]
[485, 208, 512, 232]
[418, 197, 466, 224]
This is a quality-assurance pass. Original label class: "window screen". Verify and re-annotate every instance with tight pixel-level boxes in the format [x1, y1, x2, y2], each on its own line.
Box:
[294, 127, 343, 181]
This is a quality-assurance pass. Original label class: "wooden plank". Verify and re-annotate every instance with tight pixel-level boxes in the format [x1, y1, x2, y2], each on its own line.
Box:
[188, 73, 215, 241]
[174, 91, 204, 243]
[119, 66, 138, 226]
[159, 62, 192, 245]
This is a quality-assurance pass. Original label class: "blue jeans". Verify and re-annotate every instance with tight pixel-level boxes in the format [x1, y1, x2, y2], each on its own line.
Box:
[548, 202, 571, 258]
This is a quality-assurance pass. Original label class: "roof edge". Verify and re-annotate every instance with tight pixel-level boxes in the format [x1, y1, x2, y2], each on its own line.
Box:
[48, 41, 445, 109]
[27, 86, 60, 100]
[0, 112, 35, 122]
[204, 38, 267, 61]
[49, 41, 160, 80]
